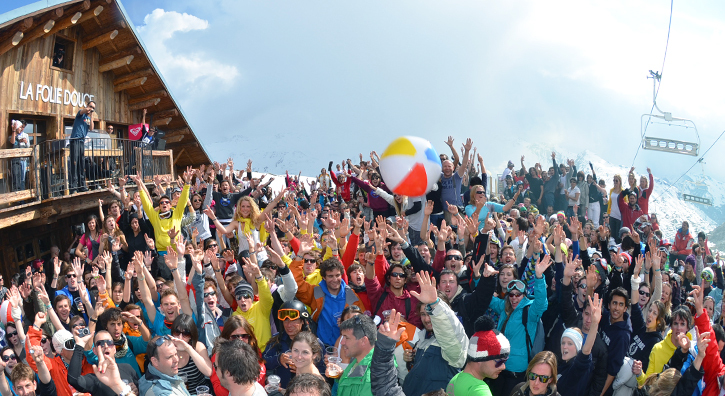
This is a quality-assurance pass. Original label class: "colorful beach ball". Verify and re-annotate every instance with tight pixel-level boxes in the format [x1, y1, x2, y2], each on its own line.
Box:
[379, 136, 442, 196]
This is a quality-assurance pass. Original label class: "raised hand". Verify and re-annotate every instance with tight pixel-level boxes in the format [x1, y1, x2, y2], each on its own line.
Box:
[588, 293, 602, 324]
[424, 200, 434, 216]
[535, 254, 553, 278]
[445, 136, 454, 147]
[378, 309, 406, 342]
[144, 233, 156, 251]
[8, 286, 21, 308]
[409, 272, 438, 304]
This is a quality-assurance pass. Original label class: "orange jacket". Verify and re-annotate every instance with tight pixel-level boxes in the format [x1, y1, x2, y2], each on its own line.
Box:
[291, 259, 365, 322]
[26, 326, 94, 396]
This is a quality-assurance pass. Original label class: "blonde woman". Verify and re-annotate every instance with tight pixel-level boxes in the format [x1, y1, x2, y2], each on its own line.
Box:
[607, 174, 624, 243]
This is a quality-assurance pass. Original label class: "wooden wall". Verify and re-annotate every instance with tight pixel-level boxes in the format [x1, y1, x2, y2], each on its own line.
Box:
[0, 25, 139, 145]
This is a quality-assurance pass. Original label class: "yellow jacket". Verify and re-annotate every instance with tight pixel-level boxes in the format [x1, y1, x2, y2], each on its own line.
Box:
[140, 184, 190, 252]
[233, 277, 274, 350]
[638, 330, 692, 385]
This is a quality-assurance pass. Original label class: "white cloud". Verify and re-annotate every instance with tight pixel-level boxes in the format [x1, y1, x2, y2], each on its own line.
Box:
[137, 8, 239, 88]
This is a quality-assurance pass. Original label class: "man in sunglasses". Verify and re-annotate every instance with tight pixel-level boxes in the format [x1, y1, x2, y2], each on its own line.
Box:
[0, 345, 55, 396]
[68, 330, 139, 396]
[446, 316, 510, 396]
[26, 313, 94, 396]
[231, 263, 274, 349]
[85, 308, 149, 377]
[139, 336, 188, 396]
[55, 263, 94, 323]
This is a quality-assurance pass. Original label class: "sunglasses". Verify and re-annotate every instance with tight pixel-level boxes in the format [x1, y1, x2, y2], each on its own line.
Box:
[153, 335, 172, 347]
[207, 244, 218, 249]
[389, 272, 406, 279]
[475, 190, 486, 195]
[6, 332, 17, 337]
[159, 200, 171, 205]
[66, 273, 77, 279]
[578, 283, 587, 290]
[235, 292, 253, 301]
[495, 358, 507, 368]
[639, 290, 650, 297]
[1, 354, 16, 362]
[41, 337, 49, 344]
[230, 333, 250, 341]
[172, 330, 191, 338]
[203, 291, 216, 298]
[528, 372, 551, 384]
[445, 255, 463, 261]
[509, 292, 523, 298]
[303, 258, 317, 264]
[96, 339, 114, 348]
[278, 308, 301, 321]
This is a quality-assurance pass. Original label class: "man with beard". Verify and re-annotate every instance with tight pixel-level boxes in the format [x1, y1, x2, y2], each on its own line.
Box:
[68, 330, 139, 396]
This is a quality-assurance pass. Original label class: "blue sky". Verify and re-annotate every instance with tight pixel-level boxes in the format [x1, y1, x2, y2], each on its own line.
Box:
[4, 0, 725, 183]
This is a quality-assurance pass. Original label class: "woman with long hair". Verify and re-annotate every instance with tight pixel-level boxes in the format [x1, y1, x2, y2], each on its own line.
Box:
[488, 256, 552, 396]
[607, 175, 624, 244]
[99, 215, 128, 256]
[211, 315, 266, 396]
[510, 351, 561, 396]
[485, 263, 519, 325]
[206, 194, 285, 254]
[169, 314, 213, 392]
[289, 332, 324, 378]
[76, 214, 101, 262]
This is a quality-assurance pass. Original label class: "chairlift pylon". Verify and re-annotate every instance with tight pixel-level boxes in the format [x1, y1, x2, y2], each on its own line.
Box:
[641, 70, 700, 156]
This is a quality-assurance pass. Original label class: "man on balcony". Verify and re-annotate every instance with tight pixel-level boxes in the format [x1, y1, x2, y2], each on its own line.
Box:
[70, 100, 95, 193]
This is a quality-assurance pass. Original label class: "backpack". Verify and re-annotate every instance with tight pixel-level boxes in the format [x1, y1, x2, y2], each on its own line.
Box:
[522, 304, 545, 360]
[375, 290, 411, 319]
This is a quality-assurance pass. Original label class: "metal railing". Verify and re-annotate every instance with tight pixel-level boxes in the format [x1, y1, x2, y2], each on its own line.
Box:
[0, 138, 174, 207]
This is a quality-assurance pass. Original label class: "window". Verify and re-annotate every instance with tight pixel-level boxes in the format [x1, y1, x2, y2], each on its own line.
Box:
[52, 35, 75, 71]
[13, 234, 53, 267]
[7, 115, 47, 146]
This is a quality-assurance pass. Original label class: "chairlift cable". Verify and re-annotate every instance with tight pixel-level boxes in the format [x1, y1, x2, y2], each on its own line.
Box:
[630, 0, 674, 167]
[666, 128, 725, 192]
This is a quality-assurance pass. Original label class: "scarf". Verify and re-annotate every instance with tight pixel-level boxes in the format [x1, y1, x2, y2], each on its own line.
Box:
[114, 334, 130, 359]
[159, 210, 172, 219]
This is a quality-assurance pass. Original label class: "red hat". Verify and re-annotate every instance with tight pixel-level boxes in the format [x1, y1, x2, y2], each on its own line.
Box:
[467, 316, 510, 362]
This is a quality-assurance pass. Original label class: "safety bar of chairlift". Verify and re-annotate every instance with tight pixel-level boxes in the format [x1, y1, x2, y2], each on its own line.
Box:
[640, 114, 700, 156]
[682, 194, 712, 206]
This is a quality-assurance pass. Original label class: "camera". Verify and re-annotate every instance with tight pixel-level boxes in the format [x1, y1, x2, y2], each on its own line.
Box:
[78, 327, 90, 337]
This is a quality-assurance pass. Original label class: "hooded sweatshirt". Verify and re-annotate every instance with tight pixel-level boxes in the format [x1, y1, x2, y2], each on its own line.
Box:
[638, 330, 692, 386]
[598, 310, 631, 378]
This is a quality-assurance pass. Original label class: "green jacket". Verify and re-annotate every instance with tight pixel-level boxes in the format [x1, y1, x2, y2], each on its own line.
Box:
[333, 348, 374, 396]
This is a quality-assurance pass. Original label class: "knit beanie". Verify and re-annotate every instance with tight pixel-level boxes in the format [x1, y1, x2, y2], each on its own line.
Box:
[467, 316, 510, 362]
[561, 328, 583, 352]
[685, 255, 696, 268]
[234, 282, 255, 300]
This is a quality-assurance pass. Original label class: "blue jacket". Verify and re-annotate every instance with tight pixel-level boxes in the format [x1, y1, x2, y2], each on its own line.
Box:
[139, 365, 190, 396]
[490, 276, 548, 373]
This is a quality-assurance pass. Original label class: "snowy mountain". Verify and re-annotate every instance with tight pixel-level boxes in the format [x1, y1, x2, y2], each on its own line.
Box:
[499, 143, 723, 244]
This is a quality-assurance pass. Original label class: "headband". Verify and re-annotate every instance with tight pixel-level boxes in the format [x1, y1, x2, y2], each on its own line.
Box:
[561, 328, 583, 352]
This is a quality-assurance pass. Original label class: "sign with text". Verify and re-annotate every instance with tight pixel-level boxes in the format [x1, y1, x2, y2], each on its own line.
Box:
[18, 81, 95, 106]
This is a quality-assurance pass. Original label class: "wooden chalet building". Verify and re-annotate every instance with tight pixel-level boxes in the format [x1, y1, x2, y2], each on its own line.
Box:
[0, 0, 210, 276]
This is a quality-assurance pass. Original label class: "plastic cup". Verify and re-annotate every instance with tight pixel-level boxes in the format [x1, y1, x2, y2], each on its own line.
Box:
[267, 375, 280, 386]
[325, 346, 338, 357]
[196, 386, 209, 396]
[327, 357, 342, 378]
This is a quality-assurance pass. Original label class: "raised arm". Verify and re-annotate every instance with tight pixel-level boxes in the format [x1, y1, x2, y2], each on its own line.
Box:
[582, 294, 602, 356]
[133, 251, 157, 324]
[166, 239, 193, 316]
[456, 138, 473, 178]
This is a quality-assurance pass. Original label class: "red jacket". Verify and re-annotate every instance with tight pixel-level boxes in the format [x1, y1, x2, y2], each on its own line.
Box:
[617, 192, 645, 233]
[673, 229, 694, 256]
[637, 173, 655, 214]
[364, 255, 422, 328]
[694, 310, 724, 396]
[330, 172, 352, 202]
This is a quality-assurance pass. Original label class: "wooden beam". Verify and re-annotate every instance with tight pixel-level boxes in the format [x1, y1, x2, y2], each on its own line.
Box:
[128, 97, 160, 111]
[113, 68, 153, 85]
[16, 9, 63, 48]
[75, 5, 105, 26]
[98, 54, 133, 72]
[129, 90, 167, 105]
[114, 76, 147, 92]
[152, 117, 172, 127]
[173, 148, 186, 165]
[18, 18, 33, 33]
[82, 23, 124, 50]
[0, 31, 25, 55]
[154, 109, 178, 119]
[45, 1, 91, 36]
[165, 135, 185, 144]
[165, 127, 190, 135]
[99, 46, 141, 64]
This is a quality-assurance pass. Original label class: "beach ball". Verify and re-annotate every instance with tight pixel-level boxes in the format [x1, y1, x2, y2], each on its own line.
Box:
[379, 136, 442, 196]
[702, 267, 714, 283]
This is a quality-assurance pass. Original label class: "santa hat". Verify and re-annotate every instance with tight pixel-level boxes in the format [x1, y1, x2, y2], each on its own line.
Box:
[467, 316, 510, 362]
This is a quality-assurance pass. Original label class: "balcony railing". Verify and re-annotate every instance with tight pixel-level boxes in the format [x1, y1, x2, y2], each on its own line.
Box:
[0, 138, 174, 207]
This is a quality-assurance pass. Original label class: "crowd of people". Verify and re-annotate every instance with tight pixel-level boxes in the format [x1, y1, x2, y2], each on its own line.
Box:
[1, 135, 724, 396]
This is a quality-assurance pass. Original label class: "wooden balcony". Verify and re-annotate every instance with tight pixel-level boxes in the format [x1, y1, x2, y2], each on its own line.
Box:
[0, 138, 174, 229]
